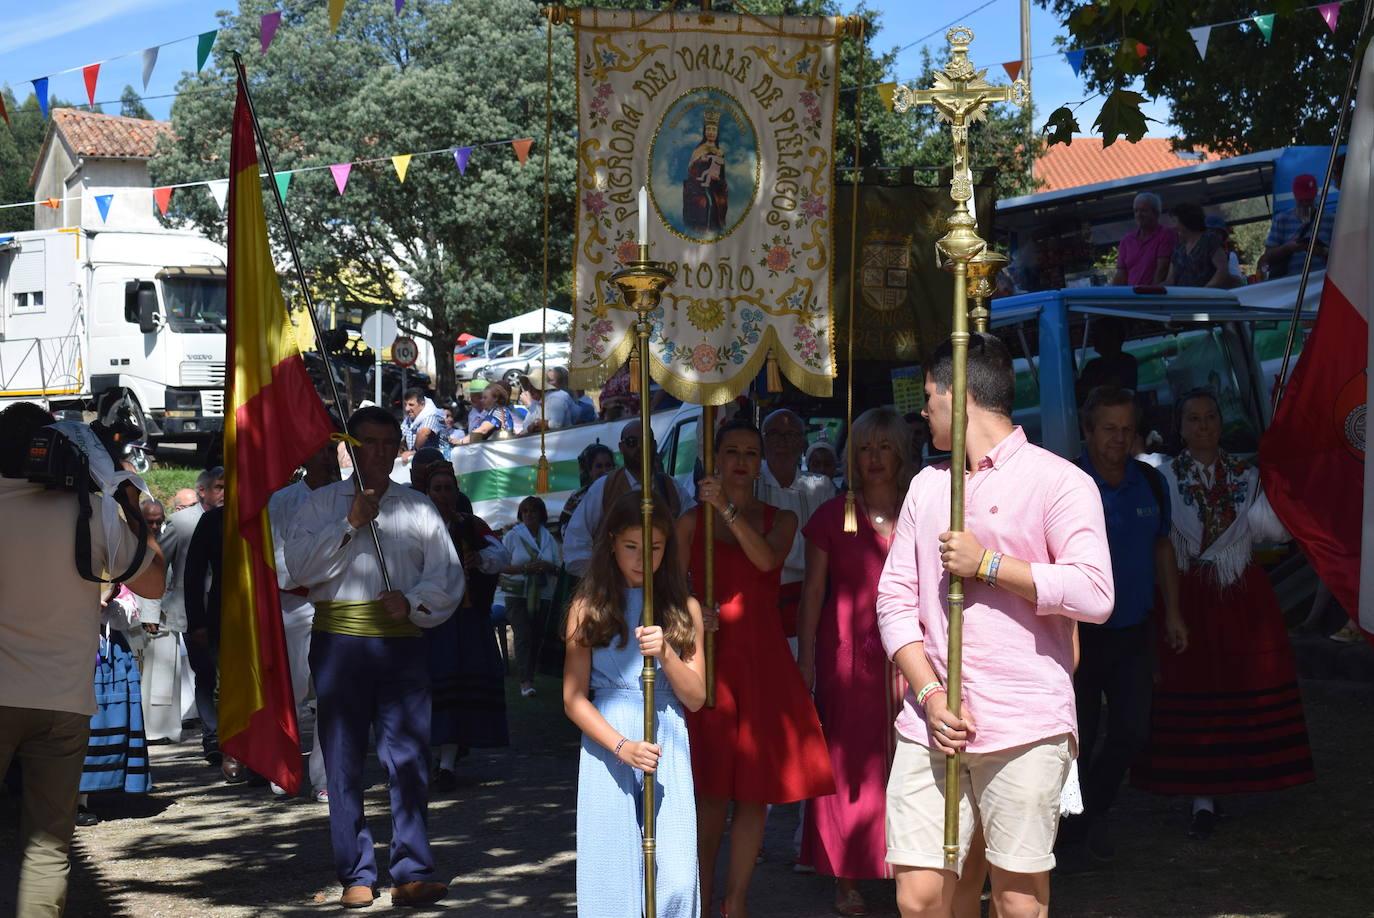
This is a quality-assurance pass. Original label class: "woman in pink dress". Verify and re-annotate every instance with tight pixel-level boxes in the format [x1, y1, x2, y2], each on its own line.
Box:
[797, 407, 915, 917]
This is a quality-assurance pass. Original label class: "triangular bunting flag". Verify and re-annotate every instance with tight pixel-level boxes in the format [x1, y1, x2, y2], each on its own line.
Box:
[329, 0, 346, 32]
[330, 163, 351, 195]
[1002, 60, 1022, 82]
[83, 63, 100, 107]
[198, 30, 218, 71]
[261, 12, 282, 53]
[32, 79, 49, 118]
[1253, 14, 1275, 43]
[153, 187, 173, 216]
[41, 198, 60, 209]
[142, 47, 159, 90]
[1135, 41, 1148, 59]
[452, 147, 471, 175]
[875, 82, 896, 112]
[274, 172, 291, 201]
[511, 139, 533, 166]
[392, 154, 412, 182]
[0, 95, 9, 128]
[1064, 49, 1086, 77]
[95, 194, 113, 223]
[1319, 3, 1340, 33]
[396, 0, 405, 11]
[1188, 26, 1212, 60]
[208, 179, 229, 212]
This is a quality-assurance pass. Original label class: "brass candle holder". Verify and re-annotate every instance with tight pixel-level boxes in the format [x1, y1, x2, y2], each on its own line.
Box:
[964, 248, 1009, 334]
[609, 243, 674, 918]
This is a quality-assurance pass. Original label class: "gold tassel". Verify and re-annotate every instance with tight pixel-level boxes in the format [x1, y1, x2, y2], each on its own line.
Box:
[628, 354, 641, 393]
[536, 454, 551, 494]
[766, 349, 782, 393]
[842, 489, 858, 533]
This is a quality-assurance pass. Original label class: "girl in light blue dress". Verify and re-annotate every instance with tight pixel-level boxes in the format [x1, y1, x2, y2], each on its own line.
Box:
[564, 491, 707, 918]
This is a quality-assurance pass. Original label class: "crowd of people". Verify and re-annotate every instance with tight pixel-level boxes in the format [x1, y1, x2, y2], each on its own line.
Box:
[0, 321, 1322, 917]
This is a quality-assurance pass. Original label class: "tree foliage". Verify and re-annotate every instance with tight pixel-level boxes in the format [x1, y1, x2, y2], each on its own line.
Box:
[152, 0, 578, 398]
[0, 89, 73, 233]
[120, 85, 153, 120]
[1037, 0, 1368, 153]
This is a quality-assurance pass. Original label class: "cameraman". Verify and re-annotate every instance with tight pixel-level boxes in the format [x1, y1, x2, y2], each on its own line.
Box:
[0, 401, 165, 916]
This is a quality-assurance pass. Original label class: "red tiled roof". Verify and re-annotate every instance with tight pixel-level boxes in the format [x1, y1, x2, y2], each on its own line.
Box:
[50, 108, 172, 159]
[1035, 138, 1213, 192]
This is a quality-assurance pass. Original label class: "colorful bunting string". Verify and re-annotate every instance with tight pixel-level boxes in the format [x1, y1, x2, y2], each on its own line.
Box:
[208, 179, 229, 212]
[154, 187, 173, 215]
[32, 79, 49, 118]
[1189, 26, 1212, 60]
[452, 147, 471, 175]
[392, 154, 412, 182]
[1320, 2, 1341, 31]
[83, 64, 101, 107]
[141, 47, 159, 90]
[330, 0, 346, 32]
[511, 139, 533, 166]
[330, 163, 352, 195]
[95, 194, 114, 222]
[262, 12, 283, 54]
[1002, 60, 1022, 82]
[1253, 13, 1276, 43]
[0, 96, 8, 128]
[275, 172, 292, 201]
[1064, 48, 1086, 77]
[197, 31, 218, 72]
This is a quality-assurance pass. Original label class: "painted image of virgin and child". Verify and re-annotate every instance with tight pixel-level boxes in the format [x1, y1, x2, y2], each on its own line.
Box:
[683, 109, 728, 235]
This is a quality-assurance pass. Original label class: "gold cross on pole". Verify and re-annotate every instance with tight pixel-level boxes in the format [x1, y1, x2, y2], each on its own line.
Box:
[893, 26, 1028, 259]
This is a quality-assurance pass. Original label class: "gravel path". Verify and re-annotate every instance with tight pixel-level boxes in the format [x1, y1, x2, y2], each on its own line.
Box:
[3, 676, 1370, 916]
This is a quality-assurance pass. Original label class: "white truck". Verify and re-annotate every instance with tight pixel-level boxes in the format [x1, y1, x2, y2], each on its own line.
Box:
[0, 227, 228, 451]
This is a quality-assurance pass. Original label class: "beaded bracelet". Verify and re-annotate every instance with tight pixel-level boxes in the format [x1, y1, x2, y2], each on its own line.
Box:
[614, 737, 629, 759]
[916, 681, 946, 706]
[986, 551, 1003, 588]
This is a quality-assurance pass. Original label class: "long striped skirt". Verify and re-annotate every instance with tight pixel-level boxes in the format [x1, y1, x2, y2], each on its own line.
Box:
[80, 632, 152, 794]
[1133, 563, 1314, 796]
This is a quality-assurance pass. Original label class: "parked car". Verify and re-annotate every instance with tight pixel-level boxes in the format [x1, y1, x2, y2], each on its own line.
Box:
[455, 342, 522, 381]
[454, 338, 486, 363]
[481, 343, 572, 388]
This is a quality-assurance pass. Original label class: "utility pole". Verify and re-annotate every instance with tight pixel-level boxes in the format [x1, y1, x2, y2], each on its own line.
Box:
[1022, 0, 1034, 183]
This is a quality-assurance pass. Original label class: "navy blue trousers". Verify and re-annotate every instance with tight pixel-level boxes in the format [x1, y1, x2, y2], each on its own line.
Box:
[310, 631, 435, 889]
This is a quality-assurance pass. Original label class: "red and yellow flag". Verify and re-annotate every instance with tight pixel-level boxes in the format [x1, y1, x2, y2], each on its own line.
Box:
[219, 77, 335, 792]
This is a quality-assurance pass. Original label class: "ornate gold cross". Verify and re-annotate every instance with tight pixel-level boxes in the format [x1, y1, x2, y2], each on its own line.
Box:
[893, 26, 1028, 261]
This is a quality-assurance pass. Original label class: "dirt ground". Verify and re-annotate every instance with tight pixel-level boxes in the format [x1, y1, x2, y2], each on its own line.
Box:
[3, 675, 1371, 917]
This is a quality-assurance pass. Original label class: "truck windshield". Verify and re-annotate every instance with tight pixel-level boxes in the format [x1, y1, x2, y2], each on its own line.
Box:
[162, 277, 227, 330]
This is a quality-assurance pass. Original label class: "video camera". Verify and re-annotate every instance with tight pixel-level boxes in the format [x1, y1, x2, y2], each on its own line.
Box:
[27, 407, 142, 491]
[23, 407, 150, 584]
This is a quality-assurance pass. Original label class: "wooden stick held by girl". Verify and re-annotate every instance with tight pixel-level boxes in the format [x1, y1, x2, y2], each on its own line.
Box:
[564, 491, 706, 918]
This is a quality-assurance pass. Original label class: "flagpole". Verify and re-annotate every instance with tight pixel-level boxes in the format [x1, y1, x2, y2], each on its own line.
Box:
[1271, 0, 1373, 412]
[231, 52, 392, 591]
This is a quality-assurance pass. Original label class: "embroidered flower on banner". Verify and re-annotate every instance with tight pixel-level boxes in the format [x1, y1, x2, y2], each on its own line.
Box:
[797, 188, 827, 224]
[589, 82, 614, 128]
[616, 240, 639, 266]
[687, 298, 726, 332]
[793, 323, 822, 370]
[691, 343, 719, 373]
[583, 190, 608, 217]
[761, 236, 796, 276]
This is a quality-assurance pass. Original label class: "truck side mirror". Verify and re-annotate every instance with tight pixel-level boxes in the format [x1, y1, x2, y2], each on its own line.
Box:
[125, 280, 160, 334]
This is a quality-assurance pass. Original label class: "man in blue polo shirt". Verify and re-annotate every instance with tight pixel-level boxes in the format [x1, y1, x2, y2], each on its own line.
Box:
[1061, 386, 1187, 871]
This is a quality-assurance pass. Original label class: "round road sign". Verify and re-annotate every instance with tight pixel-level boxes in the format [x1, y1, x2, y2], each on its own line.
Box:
[392, 336, 419, 368]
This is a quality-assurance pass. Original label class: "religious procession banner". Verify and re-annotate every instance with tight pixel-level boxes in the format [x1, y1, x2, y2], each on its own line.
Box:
[570, 8, 847, 404]
[831, 181, 995, 364]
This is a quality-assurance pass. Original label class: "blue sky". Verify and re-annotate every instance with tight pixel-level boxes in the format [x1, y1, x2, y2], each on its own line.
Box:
[0, 0, 1173, 132]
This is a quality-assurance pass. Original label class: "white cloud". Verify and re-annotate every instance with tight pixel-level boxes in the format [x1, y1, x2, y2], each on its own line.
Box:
[0, 0, 182, 56]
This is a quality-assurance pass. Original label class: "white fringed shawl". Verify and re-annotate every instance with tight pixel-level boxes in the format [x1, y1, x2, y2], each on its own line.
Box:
[1161, 452, 1290, 588]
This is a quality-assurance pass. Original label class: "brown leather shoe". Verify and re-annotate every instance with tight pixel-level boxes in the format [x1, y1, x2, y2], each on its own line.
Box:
[389, 880, 447, 906]
[339, 885, 374, 908]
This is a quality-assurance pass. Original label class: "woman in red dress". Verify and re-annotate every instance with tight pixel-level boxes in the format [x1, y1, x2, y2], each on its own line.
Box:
[797, 407, 914, 916]
[678, 418, 834, 918]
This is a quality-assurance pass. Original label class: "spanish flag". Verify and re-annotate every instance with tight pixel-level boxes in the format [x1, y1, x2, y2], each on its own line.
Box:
[219, 75, 335, 792]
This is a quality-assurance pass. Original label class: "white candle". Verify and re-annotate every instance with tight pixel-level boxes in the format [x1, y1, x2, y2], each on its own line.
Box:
[638, 185, 649, 246]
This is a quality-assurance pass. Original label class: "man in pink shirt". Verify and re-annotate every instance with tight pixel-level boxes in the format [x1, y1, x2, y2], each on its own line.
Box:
[876, 333, 1114, 918]
[1112, 192, 1176, 286]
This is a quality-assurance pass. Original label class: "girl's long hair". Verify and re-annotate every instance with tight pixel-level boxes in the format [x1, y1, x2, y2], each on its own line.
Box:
[571, 490, 695, 659]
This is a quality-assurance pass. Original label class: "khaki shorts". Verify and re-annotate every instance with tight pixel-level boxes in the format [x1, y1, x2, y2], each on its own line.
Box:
[885, 733, 1071, 876]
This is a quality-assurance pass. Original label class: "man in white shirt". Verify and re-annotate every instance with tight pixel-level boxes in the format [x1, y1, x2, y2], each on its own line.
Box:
[756, 409, 835, 646]
[400, 387, 443, 459]
[267, 440, 342, 801]
[562, 419, 695, 575]
[0, 402, 165, 917]
[285, 406, 465, 909]
[519, 369, 576, 433]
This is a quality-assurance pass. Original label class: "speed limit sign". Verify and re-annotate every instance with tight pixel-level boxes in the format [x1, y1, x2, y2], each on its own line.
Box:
[392, 336, 419, 368]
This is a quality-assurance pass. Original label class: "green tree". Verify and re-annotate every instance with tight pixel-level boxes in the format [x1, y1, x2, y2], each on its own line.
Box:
[120, 85, 153, 120]
[152, 0, 578, 399]
[1037, 0, 1367, 152]
[0, 88, 75, 233]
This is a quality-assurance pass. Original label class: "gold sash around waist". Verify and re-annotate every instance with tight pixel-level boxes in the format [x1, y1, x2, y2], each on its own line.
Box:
[312, 599, 421, 638]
